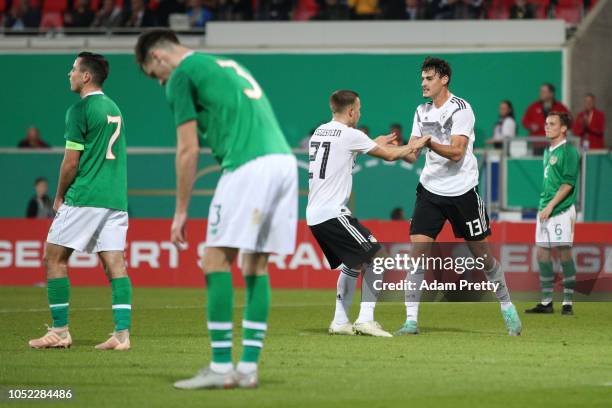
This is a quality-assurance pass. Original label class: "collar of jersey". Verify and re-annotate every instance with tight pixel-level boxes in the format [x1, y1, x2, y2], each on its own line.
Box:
[549, 139, 567, 152]
[82, 90, 104, 98]
[180, 51, 195, 63]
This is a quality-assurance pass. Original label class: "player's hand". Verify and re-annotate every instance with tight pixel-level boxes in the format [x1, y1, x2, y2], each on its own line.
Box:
[171, 211, 189, 250]
[409, 135, 431, 150]
[539, 205, 553, 223]
[374, 133, 400, 146]
[53, 197, 64, 212]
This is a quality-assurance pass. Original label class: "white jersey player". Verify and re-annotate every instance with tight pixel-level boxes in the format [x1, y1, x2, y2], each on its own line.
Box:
[307, 89, 429, 337]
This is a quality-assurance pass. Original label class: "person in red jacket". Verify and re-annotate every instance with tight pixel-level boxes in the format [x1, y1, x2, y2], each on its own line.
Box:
[572, 93, 606, 149]
[522, 83, 569, 154]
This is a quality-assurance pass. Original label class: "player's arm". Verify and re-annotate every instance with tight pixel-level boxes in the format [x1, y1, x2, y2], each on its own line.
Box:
[426, 108, 474, 162]
[172, 120, 199, 246]
[368, 135, 431, 161]
[403, 135, 425, 163]
[53, 148, 82, 211]
[425, 134, 469, 162]
[539, 184, 573, 222]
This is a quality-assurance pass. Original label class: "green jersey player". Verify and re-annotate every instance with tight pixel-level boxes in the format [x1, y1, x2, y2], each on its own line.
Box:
[526, 111, 580, 315]
[135, 29, 297, 389]
[29, 52, 132, 351]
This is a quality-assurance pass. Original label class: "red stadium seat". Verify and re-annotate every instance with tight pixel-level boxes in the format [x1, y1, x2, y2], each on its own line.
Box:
[90, 0, 101, 10]
[0, 0, 5, 12]
[40, 11, 63, 28]
[487, 0, 510, 19]
[42, 0, 68, 12]
[293, 0, 319, 21]
[555, 5, 582, 23]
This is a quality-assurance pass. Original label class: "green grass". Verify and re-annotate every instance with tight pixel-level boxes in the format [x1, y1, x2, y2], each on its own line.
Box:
[1, 286, 612, 408]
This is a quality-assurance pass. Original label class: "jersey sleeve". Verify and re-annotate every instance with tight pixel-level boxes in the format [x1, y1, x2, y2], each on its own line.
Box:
[411, 110, 422, 137]
[561, 148, 580, 186]
[64, 104, 86, 144]
[451, 108, 475, 137]
[345, 129, 377, 153]
[166, 70, 197, 127]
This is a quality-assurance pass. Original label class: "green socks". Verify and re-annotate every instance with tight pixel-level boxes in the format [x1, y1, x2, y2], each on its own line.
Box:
[561, 260, 576, 304]
[538, 261, 554, 304]
[206, 272, 234, 365]
[48, 277, 70, 328]
[111, 277, 132, 331]
[241, 275, 271, 364]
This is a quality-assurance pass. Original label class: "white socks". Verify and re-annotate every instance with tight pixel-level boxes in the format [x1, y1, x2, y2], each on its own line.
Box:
[333, 266, 359, 325]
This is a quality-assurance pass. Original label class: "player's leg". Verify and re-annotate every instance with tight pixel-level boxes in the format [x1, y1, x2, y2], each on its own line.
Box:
[448, 187, 521, 335]
[174, 246, 239, 390]
[395, 235, 433, 335]
[558, 247, 575, 314]
[331, 263, 360, 335]
[28, 243, 74, 349]
[396, 183, 445, 335]
[352, 246, 393, 338]
[95, 250, 132, 350]
[526, 213, 556, 313]
[559, 206, 577, 315]
[467, 239, 522, 335]
[235, 252, 271, 388]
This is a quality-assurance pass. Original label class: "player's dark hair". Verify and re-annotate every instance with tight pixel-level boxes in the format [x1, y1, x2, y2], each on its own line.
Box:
[542, 83, 556, 94]
[421, 57, 452, 85]
[548, 111, 572, 128]
[77, 52, 109, 86]
[135, 29, 180, 66]
[585, 92, 595, 99]
[390, 123, 402, 130]
[330, 90, 359, 113]
[34, 177, 47, 185]
[501, 100, 515, 118]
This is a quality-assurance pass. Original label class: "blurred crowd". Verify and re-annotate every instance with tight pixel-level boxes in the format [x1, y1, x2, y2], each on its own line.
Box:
[1, 0, 597, 32]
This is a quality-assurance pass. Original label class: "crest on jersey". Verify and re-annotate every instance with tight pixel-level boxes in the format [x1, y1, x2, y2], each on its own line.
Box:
[549, 156, 558, 165]
[368, 235, 378, 243]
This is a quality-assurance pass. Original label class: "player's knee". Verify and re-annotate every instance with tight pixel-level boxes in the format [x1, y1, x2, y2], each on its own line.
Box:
[43, 254, 68, 277]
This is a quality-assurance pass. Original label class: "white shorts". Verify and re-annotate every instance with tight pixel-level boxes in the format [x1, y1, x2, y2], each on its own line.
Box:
[535, 205, 576, 248]
[206, 154, 298, 255]
[47, 204, 128, 253]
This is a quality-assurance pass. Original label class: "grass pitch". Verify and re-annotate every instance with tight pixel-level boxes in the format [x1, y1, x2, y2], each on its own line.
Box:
[1, 286, 611, 408]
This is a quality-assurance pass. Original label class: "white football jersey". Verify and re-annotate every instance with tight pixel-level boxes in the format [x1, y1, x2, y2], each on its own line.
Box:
[306, 120, 376, 226]
[411, 94, 478, 196]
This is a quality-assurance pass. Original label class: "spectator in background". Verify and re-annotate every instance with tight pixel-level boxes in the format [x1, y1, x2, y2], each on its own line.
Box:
[390, 123, 406, 144]
[92, 0, 123, 28]
[26, 177, 55, 218]
[522, 83, 569, 154]
[64, 0, 96, 28]
[17, 126, 50, 148]
[390, 207, 405, 220]
[404, 0, 423, 19]
[348, 0, 380, 19]
[487, 100, 516, 148]
[257, 0, 293, 20]
[156, 0, 187, 26]
[217, 0, 253, 20]
[4, 0, 41, 31]
[573, 93, 605, 149]
[123, 0, 158, 27]
[435, 0, 483, 19]
[509, 0, 535, 18]
[313, 0, 351, 20]
[187, 0, 214, 27]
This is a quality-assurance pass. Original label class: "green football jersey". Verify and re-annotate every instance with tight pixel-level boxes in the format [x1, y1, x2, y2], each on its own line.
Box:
[63, 92, 128, 211]
[165, 52, 291, 170]
[539, 140, 579, 216]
